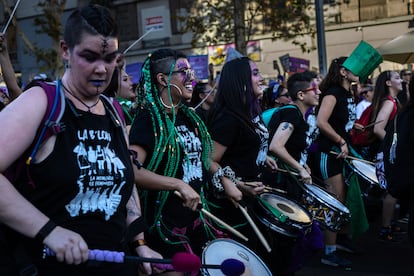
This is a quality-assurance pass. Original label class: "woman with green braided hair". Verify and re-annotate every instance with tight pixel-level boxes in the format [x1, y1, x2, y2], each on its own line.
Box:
[128, 49, 216, 271]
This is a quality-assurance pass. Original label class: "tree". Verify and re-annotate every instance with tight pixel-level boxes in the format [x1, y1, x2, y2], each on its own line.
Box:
[179, 0, 315, 55]
[19, 0, 67, 78]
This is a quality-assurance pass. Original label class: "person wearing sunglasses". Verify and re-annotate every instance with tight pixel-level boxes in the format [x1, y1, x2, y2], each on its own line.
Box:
[355, 83, 374, 120]
[261, 81, 291, 111]
[189, 81, 216, 123]
[263, 70, 322, 275]
[129, 49, 217, 270]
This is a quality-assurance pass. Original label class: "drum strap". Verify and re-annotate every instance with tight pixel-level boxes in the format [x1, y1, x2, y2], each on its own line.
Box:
[257, 196, 287, 222]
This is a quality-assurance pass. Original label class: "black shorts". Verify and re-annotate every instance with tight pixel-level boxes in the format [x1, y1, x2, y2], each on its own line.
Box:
[308, 150, 344, 180]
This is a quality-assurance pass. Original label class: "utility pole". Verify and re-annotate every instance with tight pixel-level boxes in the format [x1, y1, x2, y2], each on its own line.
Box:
[315, 0, 327, 75]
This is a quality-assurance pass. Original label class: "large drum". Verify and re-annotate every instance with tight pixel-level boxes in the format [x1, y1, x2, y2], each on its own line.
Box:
[254, 192, 313, 238]
[348, 159, 384, 194]
[201, 238, 272, 276]
[301, 184, 350, 232]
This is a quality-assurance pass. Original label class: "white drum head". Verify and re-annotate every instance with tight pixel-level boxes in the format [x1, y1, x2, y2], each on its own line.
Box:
[351, 160, 379, 184]
[202, 239, 272, 276]
[260, 193, 311, 223]
[304, 184, 350, 214]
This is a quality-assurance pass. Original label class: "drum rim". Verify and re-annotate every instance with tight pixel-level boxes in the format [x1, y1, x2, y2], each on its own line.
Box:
[303, 184, 350, 213]
[259, 192, 313, 224]
[350, 159, 379, 184]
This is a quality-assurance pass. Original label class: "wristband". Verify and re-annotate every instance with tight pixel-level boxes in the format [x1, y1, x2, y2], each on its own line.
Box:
[126, 216, 148, 242]
[35, 220, 57, 243]
[340, 141, 347, 147]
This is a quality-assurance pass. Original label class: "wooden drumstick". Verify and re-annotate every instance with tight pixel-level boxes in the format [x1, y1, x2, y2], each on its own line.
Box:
[361, 119, 384, 130]
[243, 182, 287, 194]
[233, 200, 272, 253]
[276, 168, 299, 176]
[173, 191, 248, 242]
[329, 151, 375, 165]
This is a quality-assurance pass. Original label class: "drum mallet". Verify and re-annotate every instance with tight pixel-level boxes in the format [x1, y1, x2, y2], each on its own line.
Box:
[174, 191, 249, 242]
[233, 200, 272, 253]
[44, 248, 246, 275]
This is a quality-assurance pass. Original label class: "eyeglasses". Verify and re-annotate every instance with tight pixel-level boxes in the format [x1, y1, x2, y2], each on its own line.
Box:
[278, 93, 290, 98]
[170, 68, 195, 83]
[302, 83, 320, 95]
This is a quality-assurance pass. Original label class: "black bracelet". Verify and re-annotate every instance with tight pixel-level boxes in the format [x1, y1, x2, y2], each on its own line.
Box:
[125, 216, 148, 242]
[35, 220, 58, 243]
[341, 141, 347, 147]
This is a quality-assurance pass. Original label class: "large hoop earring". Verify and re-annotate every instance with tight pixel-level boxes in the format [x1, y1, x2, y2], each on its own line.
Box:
[159, 83, 182, 109]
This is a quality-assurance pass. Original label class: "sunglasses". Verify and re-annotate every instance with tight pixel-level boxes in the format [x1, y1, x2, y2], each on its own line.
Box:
[278, 93, 290, 98]
[166, 68, 196, 83]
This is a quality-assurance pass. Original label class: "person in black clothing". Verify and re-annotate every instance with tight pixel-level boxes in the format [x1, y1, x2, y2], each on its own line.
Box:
[129, 49, 217, 271]
[206, 57, 277, 259]
[308, 57, 358, 269]
[0, 5, 161, 275]
[189, 81, 216, 123]
[262, 71, 321, 275]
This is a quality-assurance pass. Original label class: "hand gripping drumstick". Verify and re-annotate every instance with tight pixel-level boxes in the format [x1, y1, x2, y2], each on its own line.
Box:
[174, 191, 249, 242]
[329, 151, 375, 165]
[232, 200, 272, 253]
[243, 182, 287, 194]
[44, 248, 245, 275]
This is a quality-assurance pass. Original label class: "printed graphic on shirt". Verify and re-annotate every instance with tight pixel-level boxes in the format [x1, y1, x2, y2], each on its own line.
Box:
[176, 125, 203, 183]
[302, 111, 319, 165]
[346, 97, 356, 132]
[253, 116, 269, 167]
[66, 129, 126, 220]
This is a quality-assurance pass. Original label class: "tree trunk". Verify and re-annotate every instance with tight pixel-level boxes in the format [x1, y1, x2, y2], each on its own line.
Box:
[233, 0, 247, 55]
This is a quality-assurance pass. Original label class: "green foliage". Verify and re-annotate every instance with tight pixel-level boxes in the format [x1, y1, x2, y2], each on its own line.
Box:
[179, 0, 316, 54]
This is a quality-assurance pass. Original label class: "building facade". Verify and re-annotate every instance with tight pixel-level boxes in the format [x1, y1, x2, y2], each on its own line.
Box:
[0, 0, 413, 84]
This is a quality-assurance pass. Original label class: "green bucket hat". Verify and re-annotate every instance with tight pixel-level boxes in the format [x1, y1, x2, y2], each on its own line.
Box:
[343, 40, 383, 83]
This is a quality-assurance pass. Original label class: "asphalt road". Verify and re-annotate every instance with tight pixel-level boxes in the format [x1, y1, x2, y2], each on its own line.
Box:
[296, 199, 414, 276]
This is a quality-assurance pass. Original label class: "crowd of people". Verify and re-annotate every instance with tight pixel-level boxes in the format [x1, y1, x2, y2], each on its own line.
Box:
[0, 4, 413, 276]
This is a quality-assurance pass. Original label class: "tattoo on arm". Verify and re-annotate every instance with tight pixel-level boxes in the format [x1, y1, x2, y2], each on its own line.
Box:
[126, 186, 142, 219]
[281, 122, 293, 131]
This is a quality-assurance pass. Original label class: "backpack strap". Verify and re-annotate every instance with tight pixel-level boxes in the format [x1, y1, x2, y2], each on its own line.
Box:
[26, 80, 66, 165]
[262, 105, 301, 127]
[100, 95, 129, 146]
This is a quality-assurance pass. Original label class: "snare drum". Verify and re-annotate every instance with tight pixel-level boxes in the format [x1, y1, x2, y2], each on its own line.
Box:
[349, 160, 378, 185]
[202, 238, 272, 276]
[348, 159, 385, 203]
[301, 184, 350, 232]
[254, 193, 313, 237]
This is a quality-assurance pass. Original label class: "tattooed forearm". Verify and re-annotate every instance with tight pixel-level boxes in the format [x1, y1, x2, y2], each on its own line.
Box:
[126, 186, 142, 220]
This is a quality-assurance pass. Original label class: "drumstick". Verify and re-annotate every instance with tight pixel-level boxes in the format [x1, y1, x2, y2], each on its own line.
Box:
[123, 28, 155, 54]
[329, 151, 375, 165]
[243, 182, 287, 194]
[174, 191, 248, 241]
[276, 168, 299, 176]
[233, 200, 272, 253]
[2, 0, 21, 33]
[362, 120, 384, 130]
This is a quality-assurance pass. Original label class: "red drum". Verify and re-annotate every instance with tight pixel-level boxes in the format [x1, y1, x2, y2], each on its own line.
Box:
[301, 184, 350, 232]
[254, 192, 313, 238]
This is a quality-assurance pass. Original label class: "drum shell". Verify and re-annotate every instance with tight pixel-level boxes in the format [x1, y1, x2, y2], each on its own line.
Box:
[201, 238, 272, 276]
[254, 193, 313, 238]
[301, 184, 350, 232]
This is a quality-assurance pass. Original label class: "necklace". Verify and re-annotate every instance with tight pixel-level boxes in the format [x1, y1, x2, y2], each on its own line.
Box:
[61, 82, 100, 112]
